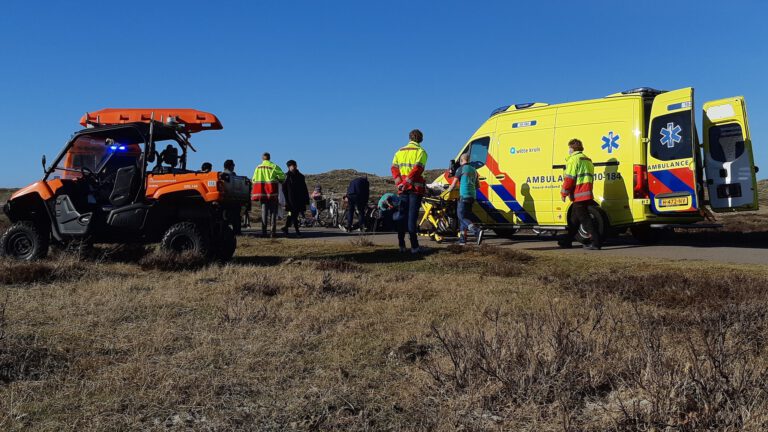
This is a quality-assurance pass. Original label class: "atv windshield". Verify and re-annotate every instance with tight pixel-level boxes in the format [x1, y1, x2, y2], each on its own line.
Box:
[52, 135, 141, 180]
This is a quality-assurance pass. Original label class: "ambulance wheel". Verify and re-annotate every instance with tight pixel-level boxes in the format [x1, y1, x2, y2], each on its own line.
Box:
[574, 206, 609, 245]
[630, 225, 659, 245]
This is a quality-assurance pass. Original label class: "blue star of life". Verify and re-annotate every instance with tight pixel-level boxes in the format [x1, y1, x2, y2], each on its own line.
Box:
[601, 131, 620, 154]
[660, 122, 682, 148]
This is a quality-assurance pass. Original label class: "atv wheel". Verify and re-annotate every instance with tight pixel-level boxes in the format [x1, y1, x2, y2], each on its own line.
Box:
[213, 225, 237, 262]
[0, 221, 49, 260]
[160, 222, 209, 256]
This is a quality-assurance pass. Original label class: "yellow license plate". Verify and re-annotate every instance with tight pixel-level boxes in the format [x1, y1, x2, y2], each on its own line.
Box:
[659, 197, 689, 207]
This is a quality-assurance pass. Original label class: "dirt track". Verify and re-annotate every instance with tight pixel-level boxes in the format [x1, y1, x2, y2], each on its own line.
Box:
[245, 228, 768, 266]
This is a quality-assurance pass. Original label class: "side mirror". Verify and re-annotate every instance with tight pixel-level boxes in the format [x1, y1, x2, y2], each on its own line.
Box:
[448, 159, 457, 177]
[41, 155, 47, 173]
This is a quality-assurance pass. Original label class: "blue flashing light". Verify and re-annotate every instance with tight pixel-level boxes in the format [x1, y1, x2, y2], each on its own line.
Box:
[109, 145, 118, 150]
[118, 145, 126, 150]
[109, 144, 127, 151]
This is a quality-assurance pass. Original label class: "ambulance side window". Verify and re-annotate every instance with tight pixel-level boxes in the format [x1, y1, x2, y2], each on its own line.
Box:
[650, 111, 693, 161]
[468, 137, 490, 168]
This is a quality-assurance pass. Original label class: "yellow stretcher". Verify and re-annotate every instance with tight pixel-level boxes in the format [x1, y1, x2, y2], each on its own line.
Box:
[418, 189, 459, 243]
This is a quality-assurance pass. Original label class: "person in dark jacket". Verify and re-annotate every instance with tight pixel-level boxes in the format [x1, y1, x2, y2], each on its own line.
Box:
[345, 176, 370, 232]
[222, 159, 242, 235]
[281, 160, 310, 237]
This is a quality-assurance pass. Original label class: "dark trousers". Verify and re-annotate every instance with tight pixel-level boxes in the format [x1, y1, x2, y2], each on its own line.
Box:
[380, 208, 395, 231]
[395, 193, 421, 249]
[565, 200, 601, 247]
[225, 204, 242, 235]
[346, 197, 366, 230]
[260, 200, 278, 235]
[284, 206, 303, 233]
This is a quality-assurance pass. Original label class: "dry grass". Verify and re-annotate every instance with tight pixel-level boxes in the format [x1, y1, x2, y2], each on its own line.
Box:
[0, 237, 767, 431]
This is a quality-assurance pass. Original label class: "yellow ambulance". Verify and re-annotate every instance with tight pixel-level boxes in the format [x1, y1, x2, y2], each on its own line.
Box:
[436, 87, 759, 241]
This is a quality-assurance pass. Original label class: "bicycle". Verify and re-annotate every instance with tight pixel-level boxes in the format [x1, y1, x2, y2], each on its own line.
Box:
[326, 193, 341, 228]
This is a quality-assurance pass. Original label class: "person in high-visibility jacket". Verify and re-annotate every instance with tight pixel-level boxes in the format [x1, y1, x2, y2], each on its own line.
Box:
[559, 138, 601, 250]
[252, 152, 286, 237]
[391, 129, 428, 253]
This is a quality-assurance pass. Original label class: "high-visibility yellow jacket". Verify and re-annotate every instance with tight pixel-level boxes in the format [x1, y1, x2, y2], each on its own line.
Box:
[561, 151, 594, 202]
[251, 160, 285, 202]
[391, 141, 428, 195]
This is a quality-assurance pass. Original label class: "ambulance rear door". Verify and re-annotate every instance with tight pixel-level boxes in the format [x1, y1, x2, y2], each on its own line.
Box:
[702, 97, 758, 212]
[646, 87, 699, 214]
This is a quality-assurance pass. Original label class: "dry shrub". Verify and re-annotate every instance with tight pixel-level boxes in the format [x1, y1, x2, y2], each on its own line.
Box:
[424, 302, 622, 428]
[421, 301, 768, 430]
[439, 244, 534, 278]
[349, 235, 375, 247]
[219, 297, 271, 325]
[239, 276, 281, 297]
[315, 259, 363, 273]
[608, 304, 768, 431]
[394, 339, 432, 362]
[139, 250, 209, 271]
[550, 269, 768, 309]
[302, 272, 359, 297]
[0, 260, 54, 284]
[0, 257, 90, 285]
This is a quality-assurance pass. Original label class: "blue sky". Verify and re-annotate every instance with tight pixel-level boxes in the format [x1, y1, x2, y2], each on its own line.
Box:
[0, 0, 766, 186]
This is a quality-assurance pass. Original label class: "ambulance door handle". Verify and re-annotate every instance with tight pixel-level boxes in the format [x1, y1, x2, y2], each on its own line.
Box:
[495, 174, 506, 180]
[478, 176, 487, 181]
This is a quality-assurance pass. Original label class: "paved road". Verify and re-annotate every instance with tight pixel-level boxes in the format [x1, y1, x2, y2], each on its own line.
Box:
[245, 228, 768, 266]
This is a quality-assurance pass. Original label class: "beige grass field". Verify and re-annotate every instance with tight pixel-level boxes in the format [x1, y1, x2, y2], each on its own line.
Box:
[2, 236, 768, 431]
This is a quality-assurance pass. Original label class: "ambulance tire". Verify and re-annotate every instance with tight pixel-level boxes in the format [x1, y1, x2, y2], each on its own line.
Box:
[493, 228, 518, 239]
[574, 206, 609, 245]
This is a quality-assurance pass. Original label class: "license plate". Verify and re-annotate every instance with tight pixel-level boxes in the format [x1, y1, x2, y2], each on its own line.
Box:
[659, 197, 689, 207]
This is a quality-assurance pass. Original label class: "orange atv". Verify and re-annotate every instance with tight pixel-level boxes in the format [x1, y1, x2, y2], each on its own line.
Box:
[1, 109, 251, 262]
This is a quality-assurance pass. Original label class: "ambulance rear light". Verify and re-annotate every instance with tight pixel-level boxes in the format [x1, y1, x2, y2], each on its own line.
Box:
[633, 164, 649, 199]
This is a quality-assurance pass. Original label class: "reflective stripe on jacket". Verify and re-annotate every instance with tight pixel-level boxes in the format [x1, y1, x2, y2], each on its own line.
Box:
[251, 160, 286, 202]
[560, 151, 594, 202]
[391, 141, 428, 196]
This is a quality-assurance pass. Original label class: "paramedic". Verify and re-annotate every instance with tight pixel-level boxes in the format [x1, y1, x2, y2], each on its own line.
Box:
[559, 138, 601, 250]
[251, 152, 286, 237]
[391, 129, 428, 253]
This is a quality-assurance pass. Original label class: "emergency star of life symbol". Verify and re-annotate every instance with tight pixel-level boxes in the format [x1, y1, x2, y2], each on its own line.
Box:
[660, 122, 682, 148]
[601, 131, 620, 154]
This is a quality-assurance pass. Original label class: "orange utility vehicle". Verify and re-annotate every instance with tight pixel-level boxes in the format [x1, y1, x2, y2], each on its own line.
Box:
[1, 109, 251, 261]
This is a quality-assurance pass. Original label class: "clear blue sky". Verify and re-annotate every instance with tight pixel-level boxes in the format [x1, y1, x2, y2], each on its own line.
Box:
[1, 0, 766, 186]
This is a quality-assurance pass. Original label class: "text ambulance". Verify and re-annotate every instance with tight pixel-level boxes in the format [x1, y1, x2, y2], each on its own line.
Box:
[437, 87, 758, 241]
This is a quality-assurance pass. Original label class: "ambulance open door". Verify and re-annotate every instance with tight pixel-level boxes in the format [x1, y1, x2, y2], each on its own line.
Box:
[646, 87, 699, 214]
[702, 97, 759, 212]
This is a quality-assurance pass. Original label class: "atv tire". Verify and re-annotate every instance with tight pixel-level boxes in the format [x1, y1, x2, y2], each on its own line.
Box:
[0, 221, 49, 260]
[160, 222, 209, 257]
[213, 225, 237, 263]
